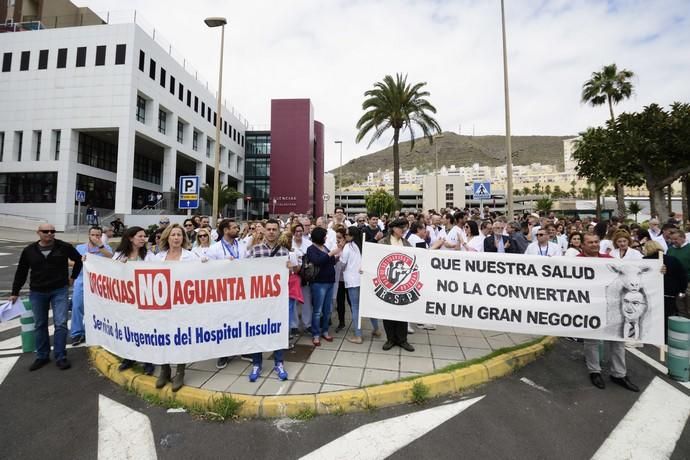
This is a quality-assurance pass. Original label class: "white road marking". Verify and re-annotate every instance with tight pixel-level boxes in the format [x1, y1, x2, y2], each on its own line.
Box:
[0, 252, 12, 256]
[0, 356, 19, 385]
[300, 396, 484, 460]
[591, 377, 690, 460]
[519, 377, 550, 393]
[98, 394, 157, 460]
[0, 266, 9, 269]
[627, 347, 690, 390]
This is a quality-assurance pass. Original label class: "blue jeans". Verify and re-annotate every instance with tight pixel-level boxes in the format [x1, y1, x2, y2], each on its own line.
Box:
[70, 281, 85, 338]
[252, 349, 284, 367]
[30, 286, 69, 360]
[289, 298, 297, 329]
[311, 282, 334, 338]
[346, 287, 379, 336]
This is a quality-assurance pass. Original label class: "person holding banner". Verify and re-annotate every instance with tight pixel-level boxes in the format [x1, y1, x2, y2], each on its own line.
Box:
[578, 232, 638, 392]
[379, 219, 415, 352]
[113, 226, 155, 375]
[247, 219, 289, 382]
[151, 224, 199, 391]
[306, 227, 340, 347]
[611, 230, 643, 261]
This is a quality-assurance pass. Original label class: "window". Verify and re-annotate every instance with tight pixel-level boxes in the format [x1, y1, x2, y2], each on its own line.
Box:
[149, 59, 156, 79]
[159, 67, 166, 87]
[53, 130, 61, 161]
[207, 107, 211, 123]
[115, 44, 126, 65]
[201, 102, 205, 117]
[241, 135, 244, 147]
[192, 131, 199, 151]
[20, 51, 29, 71]
[57, 48, 67, 68]
[158, 109, 167, 134]
[169, 75, 175, 95]
[38, 50, 48, 70]
[77, 132, 118, 173]
[0, 132, 4, 161]
[15, 131, 23, 161]
[34, 131, 41, 160]
[213, 112, 217, 127]
[2, 53, 11, 72]
[178, 83, 183, 102]
[133, 154, 161, 184]
[194, 96, 199, 112]
[76, 47, 86, 67]
[136, 96, 146, 123]
[138, 50, 145, 71]
[224, 121, 227, 135]
[76, 173, 115, 209]
[177, 121, 184, 143]
[206, 138, 212, 158]
[186, 90, 191, 107]
[95, 45, 106, 66]
[0, 172, 58, 203]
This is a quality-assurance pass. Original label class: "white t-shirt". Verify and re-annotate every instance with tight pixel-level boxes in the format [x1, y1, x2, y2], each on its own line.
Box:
[325, 228, 337, 251]
[444, 226, 466, 251]
[611, 248, 643, 260]
[564, 247, 582, 257]
[407, 233, 428, 248]
[292, 238, 312, 264]
[340, 242, 362, 288]
[427, 225, 446, 245]
[525, 241, 562, 257]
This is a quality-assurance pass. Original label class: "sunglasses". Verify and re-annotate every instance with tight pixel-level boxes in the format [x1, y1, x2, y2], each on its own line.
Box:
[198, 234, 209, 238]
[40, 230, 56, 234]
[159, 221, 169, 225]
[537, 233, 547, 237]
[250, 227, 256, 230]
[184, 224, 194, 227]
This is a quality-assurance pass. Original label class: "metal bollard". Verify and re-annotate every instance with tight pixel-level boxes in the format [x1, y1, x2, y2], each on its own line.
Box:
[20, 300, 36, 353]
[667, 316, 690, 382]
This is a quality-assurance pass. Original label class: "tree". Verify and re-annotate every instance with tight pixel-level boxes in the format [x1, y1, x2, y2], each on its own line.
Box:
[627, 201, 642, 222]
[200, 184, 243, 216]
[356, 73, 441, 202]
[532, 183, 542, 195]
[513, 189, 521, 196]
[581, 63, 635, 217]
[365, 188, 398, 216]
[544, 185, 552, 196]
[552, 185, 563, 198]
[535, 197, 554, 214]
[522, 186, 531, 196]
[569, 180, 578, 198]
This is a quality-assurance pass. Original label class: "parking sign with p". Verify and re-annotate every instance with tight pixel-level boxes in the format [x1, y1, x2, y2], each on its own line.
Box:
[178, 175, 200, 209]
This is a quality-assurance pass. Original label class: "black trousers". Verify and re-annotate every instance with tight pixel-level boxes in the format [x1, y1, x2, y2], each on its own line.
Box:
[383, 320, 408, 344]
[336, 281, 350, 325]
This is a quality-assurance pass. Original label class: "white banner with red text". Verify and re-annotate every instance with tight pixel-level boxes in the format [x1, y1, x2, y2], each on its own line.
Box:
[360, 243, 665, 345]
[84, 256, 288, 364]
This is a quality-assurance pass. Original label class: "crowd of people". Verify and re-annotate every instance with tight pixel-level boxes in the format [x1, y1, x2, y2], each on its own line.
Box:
[9, 206, 690, 394]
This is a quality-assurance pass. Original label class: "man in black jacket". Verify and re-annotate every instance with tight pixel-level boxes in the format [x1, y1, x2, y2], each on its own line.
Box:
[483, 221, 517, 253]
[10, 224, 82, 371]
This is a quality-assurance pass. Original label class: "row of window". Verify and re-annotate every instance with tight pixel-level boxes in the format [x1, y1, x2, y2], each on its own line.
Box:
[0, 172, 58, 204]
[138, 49, 245, 148]
[1, 44, 126, 72]
[0, 130, 61, 162]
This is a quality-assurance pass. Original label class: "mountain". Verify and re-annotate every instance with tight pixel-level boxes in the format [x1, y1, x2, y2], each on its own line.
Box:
[331, 132, 575, 183]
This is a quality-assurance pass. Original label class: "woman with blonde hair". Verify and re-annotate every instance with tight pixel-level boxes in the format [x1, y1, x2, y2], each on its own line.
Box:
[611, 230, 642, 260]
[191, 227, 213, 258]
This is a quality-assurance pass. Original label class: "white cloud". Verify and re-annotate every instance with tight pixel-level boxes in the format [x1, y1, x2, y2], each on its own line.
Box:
[76, 0, 690, 170]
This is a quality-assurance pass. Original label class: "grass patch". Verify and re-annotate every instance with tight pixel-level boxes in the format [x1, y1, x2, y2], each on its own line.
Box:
[206, 395, 244, 421]
[364, 401, 377, 412]
[410, 380, 430, 405]
[332, 405, 346, 416]
[292, 407, 316, 421]
[140, 392, 185, 410]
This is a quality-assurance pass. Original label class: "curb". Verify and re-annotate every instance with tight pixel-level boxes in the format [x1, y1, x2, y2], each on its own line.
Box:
[89, 336, 556, 418]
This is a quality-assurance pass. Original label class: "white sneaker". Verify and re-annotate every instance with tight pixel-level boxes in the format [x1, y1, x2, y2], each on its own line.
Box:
[407, 324, 415, 334]
[422, 324, 436, 330]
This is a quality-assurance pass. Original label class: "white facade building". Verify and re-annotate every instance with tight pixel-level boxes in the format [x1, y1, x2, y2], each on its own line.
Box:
[0, 22, 246, 230]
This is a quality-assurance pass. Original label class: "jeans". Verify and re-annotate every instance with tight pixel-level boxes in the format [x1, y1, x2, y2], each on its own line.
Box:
[311, 282, 334, 338]
[289, 298, 297, 329]
[30, 286, 69, 360]
[70, 281, 85, 338]
[299, 285, 313, 330]
[252, 349, 284, 367]
[347, 287, 362, 337]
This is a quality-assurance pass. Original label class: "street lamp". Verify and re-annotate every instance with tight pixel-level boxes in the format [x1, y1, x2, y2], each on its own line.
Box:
[205, 16, 227, 227]
[500, 0, 514, 218]
[434, 133, 443, 210]
[334, 140, 343, 206]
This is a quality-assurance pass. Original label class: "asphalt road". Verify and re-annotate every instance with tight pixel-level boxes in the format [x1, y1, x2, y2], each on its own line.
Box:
[0, 239, 30, 298]
[1, 338, 688, 459]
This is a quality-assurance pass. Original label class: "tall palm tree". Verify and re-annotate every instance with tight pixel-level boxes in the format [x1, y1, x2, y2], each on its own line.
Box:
[581, 63, 635, 218]
[356, 73, 441, 202]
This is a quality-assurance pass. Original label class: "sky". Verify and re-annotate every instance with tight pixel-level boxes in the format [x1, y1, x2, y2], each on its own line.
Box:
[75, 0, 690, 171]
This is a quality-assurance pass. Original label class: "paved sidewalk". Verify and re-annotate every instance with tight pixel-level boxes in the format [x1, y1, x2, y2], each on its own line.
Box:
[163, 314, 539, 396]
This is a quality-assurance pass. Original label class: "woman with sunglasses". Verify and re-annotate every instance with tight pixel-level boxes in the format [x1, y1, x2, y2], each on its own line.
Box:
[191, 228, 213, 258]
[112, 226, 155, 376]
[183, 218, 197, 245]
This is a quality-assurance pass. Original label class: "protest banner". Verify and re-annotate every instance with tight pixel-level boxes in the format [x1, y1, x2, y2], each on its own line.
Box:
[360, 243, 665, 345]
[84, 256, 288, 364]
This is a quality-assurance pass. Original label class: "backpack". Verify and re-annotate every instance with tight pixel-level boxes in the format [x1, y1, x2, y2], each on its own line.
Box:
[300, 253, 320, 285]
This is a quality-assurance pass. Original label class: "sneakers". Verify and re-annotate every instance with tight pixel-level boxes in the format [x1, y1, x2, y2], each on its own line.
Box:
[421, 324, 436, 330]
[216, 357, 230, 369]
[274, 362, 288, 381]
[249, 365, 262, 382]
[71, 335, 85, 346]
[56, 358, 71, 370]
[29, 358, 50, 371]
[240, 354, 253, 362]
[118, 359, 134, 371]
[407, 324, 415, 334]
[143, 363, 155, 376]
[346, 336, 363, 344]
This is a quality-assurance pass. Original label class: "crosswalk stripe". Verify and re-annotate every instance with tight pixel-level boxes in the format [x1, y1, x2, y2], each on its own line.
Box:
[591, 377, 690, 460]
[0, 356, 19, 385]
[98, 395, 157, 460]
[300, 396, 484, 460]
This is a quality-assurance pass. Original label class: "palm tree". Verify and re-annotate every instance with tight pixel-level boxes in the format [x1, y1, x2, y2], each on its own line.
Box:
[627, 201, 642, 222]
[581, 63, 635, 218]
[535, 197, 554, 214]
[200, 184, 243, 216]
[356, 73, 441, 202]
[522, 186, 531, 196]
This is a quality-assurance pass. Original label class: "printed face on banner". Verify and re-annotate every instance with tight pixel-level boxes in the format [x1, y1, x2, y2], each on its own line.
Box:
[373, 253, 423, 305]
[605, 264, 653, 341]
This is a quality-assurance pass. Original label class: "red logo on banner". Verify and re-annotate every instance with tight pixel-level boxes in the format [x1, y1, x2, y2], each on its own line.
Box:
[134, 268, 172, 310]
[373, 253, 423, 305]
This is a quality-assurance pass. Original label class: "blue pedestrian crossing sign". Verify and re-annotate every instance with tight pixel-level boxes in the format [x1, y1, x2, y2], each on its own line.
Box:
[473, 181, 491, 200]
[75, 190, 86, 203]
[178, 175, 200, 209]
